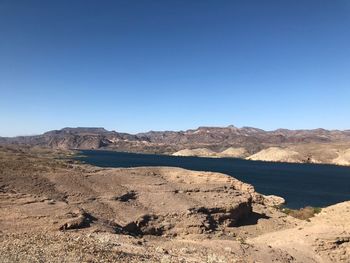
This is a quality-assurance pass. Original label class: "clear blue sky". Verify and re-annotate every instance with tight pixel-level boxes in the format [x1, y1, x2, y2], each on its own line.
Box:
[1, 0, 349, 136]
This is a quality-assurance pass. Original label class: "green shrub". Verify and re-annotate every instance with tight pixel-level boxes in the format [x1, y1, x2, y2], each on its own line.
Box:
[280, 206, 322, 220]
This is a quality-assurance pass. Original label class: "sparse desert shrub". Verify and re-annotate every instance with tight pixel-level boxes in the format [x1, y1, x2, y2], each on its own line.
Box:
[281, 206, 322, 220]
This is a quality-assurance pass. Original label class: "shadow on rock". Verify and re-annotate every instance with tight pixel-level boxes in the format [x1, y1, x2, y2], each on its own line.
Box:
[236, 211, 270, 227]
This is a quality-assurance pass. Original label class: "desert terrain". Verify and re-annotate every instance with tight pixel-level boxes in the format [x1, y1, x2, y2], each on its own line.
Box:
[0, 145, 349, 262]
[173, 143, 350, 166]
[1, 126, 350, 166]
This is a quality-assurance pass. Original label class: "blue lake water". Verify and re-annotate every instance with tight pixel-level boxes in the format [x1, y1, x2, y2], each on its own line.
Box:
[76, 150, 350, 209]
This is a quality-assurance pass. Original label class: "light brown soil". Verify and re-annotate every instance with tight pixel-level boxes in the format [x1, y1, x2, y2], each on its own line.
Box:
[172, 147, 249, 158]
[172, 148, 218, 157]
[246, 143, 350, 165]
[247, 147, 300, 163]
[0, 146, 349, 262]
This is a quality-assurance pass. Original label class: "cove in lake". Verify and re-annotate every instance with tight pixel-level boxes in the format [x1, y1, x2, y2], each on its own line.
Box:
[76, 150, 350, 209]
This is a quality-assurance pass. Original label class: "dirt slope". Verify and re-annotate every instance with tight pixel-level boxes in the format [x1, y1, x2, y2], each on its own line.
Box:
[172, 147, 249, 158]
[172, 148, 217, 157]
[247, 147, 302, 163]
[218, 147, 249, 158]
[333, 148, 350, 165]
[251, 201, 350, 262]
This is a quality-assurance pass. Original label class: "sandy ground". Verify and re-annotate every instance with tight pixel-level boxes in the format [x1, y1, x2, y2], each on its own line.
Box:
[0, 146, 349, 262]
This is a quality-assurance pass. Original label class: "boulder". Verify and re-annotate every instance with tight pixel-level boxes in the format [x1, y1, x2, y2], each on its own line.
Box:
[262, 195, 285, 207]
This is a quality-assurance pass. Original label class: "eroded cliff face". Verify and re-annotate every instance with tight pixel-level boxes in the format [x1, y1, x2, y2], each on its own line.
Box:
[0, 146, 349, 262]
[0, 146, 257, 236]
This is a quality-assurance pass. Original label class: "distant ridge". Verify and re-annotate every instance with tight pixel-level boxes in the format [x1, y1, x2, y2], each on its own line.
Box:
[1, 125, 350, 148]
[1, 125, 350, 165]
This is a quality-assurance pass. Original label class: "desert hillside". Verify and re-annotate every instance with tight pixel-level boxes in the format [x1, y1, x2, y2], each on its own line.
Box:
[218, 147, 249, 158]
[0, 146, 349, 262]
[245, 143, 350, 165]
[333, 148, 350, 165]
[251, 201, 350, 262]
[1, 126, 350, 166]
[172, 148, 217, 157]
[172, 144, 350, 166]
[172, 147, 249, 158]
[247, 147, 302, 163]
[0, 125, 350, 165]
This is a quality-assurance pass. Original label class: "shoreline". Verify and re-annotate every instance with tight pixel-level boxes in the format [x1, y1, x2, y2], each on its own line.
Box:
[75, 148, 350, 168]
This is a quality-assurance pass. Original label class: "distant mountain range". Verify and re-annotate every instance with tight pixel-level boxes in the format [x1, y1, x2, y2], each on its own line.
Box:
[1, 126, 350, 154]
[2, 126, 350, 165]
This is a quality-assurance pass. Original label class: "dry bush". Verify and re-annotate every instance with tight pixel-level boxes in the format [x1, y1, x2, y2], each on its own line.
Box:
[281, 206, 322, 220]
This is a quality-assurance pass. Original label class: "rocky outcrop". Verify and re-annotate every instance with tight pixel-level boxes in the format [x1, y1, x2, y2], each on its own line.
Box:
[106, 167, 255, 236]
[1, 147, 350, 262]
[59, 209, 95, 231]
[0, 147, 255, 237]
[262, 195, 286, 207]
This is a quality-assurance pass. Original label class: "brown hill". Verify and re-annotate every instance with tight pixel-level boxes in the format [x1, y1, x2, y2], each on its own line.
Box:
[247, 147, 302, 163]
[172, 147, 249, 158]
[218, 147, 249, 158]
[1, 125, 350, 165]
[172, 148, 217, 157]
